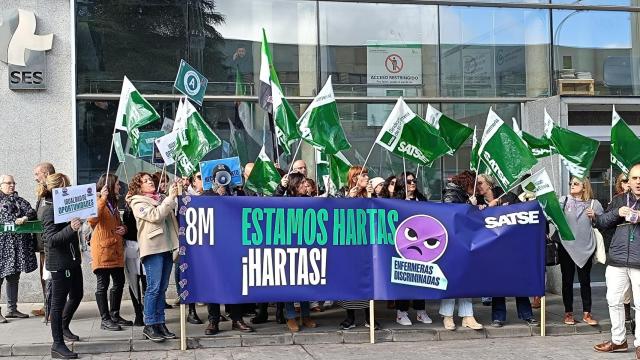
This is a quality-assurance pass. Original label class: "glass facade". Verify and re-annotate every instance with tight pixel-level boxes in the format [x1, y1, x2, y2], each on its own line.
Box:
[75, 0, 640, 196]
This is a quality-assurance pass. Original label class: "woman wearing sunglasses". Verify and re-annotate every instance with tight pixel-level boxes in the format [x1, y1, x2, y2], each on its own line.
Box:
[559, 177, 603, 326]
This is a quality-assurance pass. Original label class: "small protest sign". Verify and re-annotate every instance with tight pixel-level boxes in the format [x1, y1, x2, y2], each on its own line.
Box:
[53, 184, 98, 224]
[200, 157, 243, 190]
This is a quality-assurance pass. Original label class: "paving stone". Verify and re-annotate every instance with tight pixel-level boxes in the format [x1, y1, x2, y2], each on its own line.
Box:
[0, 345, 11, 357]
[241, 333, 293, 346]
[198, 335, 242, 348]
[131, 338, 180, 352]
[391, 328, 439, 342]
[292, 331, 343, 344]
[11, 343, 51, 356]
[540, 324, 576, 336]
[485, 325, 532, 339]
[341, 329, 393, 344]
[73, 339, 131, 354]
[438, 328, 486, 341]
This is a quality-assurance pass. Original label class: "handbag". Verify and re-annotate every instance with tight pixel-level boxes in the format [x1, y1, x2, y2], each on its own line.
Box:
[591, 200, 606, 264]
[546, 228, 560, 266]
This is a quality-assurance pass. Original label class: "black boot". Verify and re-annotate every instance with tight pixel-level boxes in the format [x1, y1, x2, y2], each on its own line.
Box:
[62, 317, 79, 342]
[51, 342, 78, 359]
[187, 304, 202, 324]
[251, 303, 269, 324]
[143, 325, 165, 343]
[275, 303, 286, 324]
[110, 288, 133, 326]
[158, 323, 176, 339]
[97, 293, 122, 331]
[129, 287, 144, 326]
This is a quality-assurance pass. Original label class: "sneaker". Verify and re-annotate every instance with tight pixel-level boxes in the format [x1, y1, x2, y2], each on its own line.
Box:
[563, 312, 576, 325]
[416, 310, 432, 324]
[340, 317, 356, 330]
[364, 320, 381, 330]
[482, 297, 492, 306]
[396, 310, 412, 326]
[583, 312, 598, 326]
[462, 316, 483, 330]
[525, 318, 539, 327]
[5, 310, 29, 319]
[443, 316, 456, 331]
[491, 320, 504, 328]
[143, 325, 165, 343]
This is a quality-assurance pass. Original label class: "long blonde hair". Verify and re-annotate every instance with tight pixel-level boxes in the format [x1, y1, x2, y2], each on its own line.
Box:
[36, 173, 71, 199]
[571, 177, 594, 201]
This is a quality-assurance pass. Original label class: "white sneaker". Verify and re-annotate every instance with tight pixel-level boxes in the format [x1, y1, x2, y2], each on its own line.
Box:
[416, 310, 432, 324]
[396, 310, 412, 326]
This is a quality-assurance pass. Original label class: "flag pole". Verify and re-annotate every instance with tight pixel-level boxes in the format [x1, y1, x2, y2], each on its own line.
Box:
[105, 121, 119, 189]
[402, 157, 408, 200]
[356, 143, 377, 180]
[609, 164, 613, 200]
[287, 140, 303, 175]
[369, 300, 375, 344]
[541, 295, 546, 337]
[495, 168, 545, 202]
[268, 112, 279, 165]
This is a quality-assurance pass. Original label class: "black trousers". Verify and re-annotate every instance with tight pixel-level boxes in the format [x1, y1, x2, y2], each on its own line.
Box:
[396, 300, 425, 312]
[558, 244, 593, 313]
[95, 268, 125, 317]
[50, 266, 84, 344]
[208, 303, 242, 323]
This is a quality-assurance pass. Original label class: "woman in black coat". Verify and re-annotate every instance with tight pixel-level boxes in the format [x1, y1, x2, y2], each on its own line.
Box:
[39, 173, 83, 359]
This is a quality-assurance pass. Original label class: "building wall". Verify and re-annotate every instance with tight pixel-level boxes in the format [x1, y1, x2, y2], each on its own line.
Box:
[0, 1, 77, 304]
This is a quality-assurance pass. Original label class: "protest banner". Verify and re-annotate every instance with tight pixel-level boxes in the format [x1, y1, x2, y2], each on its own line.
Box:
[177, 197, 545, 304]
[52, 184, 98, 224]
[199, 157, 243, 191]
[0, 221, 43, 234]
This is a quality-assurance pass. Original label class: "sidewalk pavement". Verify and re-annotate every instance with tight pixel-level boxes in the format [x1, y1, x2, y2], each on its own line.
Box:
[0, 287, 621, 357]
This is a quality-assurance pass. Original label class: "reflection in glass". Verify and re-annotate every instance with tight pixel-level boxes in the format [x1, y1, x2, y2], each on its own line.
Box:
[553, 10, 640, 95]
[440, 7, 550, 97]
[319, 2, 439, 104]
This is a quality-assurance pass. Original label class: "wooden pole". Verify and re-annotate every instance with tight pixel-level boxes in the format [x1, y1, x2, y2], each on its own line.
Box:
[369, 300, 375, 344]
[540, 296, 546, 337]
[180, 303, 187, 350]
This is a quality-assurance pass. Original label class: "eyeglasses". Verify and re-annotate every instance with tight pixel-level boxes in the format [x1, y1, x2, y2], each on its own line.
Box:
[570, 181, 582, 186]
[1, 182, 15, 185]
[406, 179, 417, 184]
[622, 179, 629, 183]
[195, 174, 202, 180]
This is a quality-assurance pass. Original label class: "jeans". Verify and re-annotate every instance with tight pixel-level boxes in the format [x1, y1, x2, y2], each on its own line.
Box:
[606, 265, 640, 347]
[50, 267, 83, 344]
[559, 245, 593, 313]
[0, 273, 20, 312]
[285, 301, 310, 319]
[491, 297, 533, 322]
[439, 298, 473, 317]
[142, 252, 172, 325]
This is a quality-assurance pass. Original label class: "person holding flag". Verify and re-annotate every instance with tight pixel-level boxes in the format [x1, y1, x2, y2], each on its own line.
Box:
[594, 163, 640, 358]
[559, 177, 602, 327]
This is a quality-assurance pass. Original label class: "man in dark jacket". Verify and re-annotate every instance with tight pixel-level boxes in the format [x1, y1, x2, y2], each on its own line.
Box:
[594, 163, 640, 358]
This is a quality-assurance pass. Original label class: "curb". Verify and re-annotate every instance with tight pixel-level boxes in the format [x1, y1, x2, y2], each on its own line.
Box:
[0, 322, 616, 357]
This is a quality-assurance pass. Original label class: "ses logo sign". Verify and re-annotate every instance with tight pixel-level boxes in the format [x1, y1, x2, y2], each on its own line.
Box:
[0, 9, 53, 90]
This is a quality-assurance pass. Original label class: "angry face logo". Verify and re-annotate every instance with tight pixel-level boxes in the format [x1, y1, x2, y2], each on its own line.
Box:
[395, 215, 448, 263]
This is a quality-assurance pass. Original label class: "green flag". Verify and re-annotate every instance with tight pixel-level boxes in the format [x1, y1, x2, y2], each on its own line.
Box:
[244, 146, 282, 196]
[425, 104, 473, 155]
[478, 108, 537, 191]
[316, 150, 351, 194]
[297, 76, 351, 155]
[611, 105, 640, 174]
[543, 109, 599, 178]
[260, 29, 301, 154]
[174, 101, 222, 175]
[521, 169, 575, 241]
[0, 221, 43, 234]
[376, 98, 450, 166]
[512, 118, 554, 159]
[115, 76, 160, 155]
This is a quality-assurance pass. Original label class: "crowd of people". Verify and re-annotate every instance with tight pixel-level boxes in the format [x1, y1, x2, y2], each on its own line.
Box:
[0, 160, 639, 359]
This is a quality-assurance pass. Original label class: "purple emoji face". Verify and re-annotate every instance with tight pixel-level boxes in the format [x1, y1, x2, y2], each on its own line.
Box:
[395, 215, 448, 263]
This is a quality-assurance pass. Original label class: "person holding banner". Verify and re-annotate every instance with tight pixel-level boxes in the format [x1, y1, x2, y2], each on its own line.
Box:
[594, 163, 640, 357]
[394, 172, 426, 202]
[0, 175, 38, 323]
[559, 177, 602, 326]
[128, 173, 179, 343]
[439, 170, 483, 331]
[39, 173, 83, 359]
[87, 174, 131, 331]
[272, 172, 319, 332]
[475, 174, 538, 328]
[337, 166, 380, 330]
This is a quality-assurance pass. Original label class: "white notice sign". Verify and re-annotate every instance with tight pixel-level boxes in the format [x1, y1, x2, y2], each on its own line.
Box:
[366, 42, 422, 85]
[52, 184, 98, 224]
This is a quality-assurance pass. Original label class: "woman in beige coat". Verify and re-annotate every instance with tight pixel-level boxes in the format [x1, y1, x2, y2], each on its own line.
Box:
[128, 172, 178, 343]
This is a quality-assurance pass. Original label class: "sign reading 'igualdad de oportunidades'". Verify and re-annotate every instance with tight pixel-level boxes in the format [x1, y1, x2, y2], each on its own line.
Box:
[0, 8, 53, 90]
